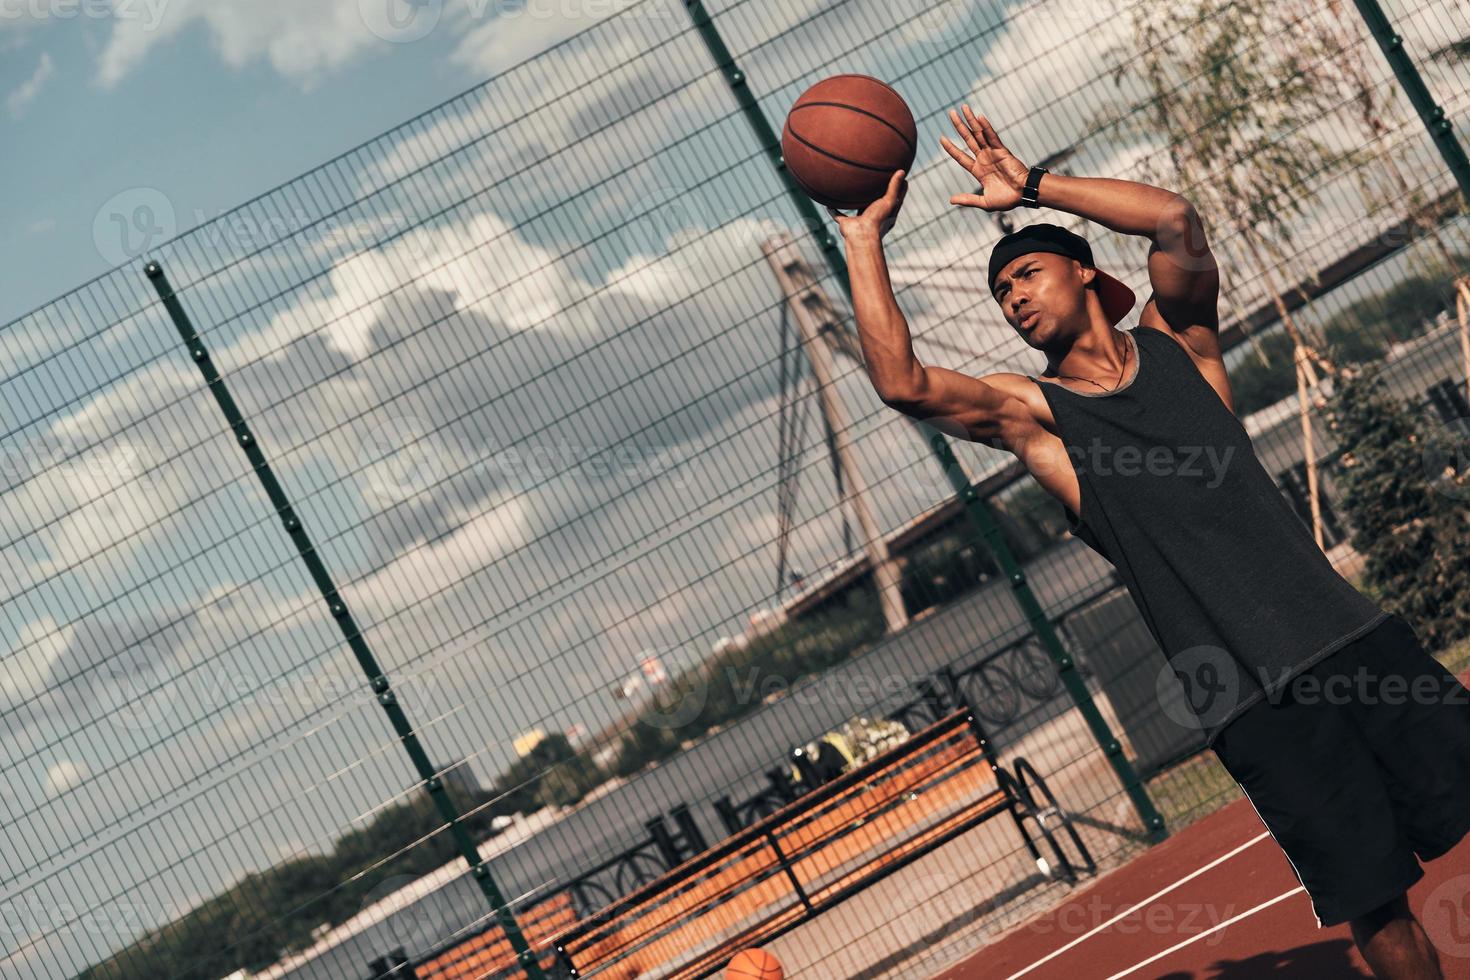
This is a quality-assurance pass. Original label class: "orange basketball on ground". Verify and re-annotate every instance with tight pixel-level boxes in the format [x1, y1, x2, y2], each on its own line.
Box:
[726, 946, 784, 979]
[781, 74, 917, 210]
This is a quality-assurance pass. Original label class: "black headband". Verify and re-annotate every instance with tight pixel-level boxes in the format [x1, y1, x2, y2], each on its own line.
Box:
[988, 222, 1094, 295]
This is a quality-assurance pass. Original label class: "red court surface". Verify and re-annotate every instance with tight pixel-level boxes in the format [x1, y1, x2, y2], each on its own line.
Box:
[935, 666, 1470, 980]
[935, 795, 1470, 979]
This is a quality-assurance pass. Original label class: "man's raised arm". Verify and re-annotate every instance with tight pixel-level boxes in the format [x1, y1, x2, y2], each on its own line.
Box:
[940, 103, 1220, 351]
[831, 170, 1010, 443]
[829, 169, 923, 402]
[1031, 167, 1219, 340]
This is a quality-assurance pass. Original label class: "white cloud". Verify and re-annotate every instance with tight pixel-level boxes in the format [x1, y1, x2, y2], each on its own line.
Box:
[602, 215, 782, 305]
[445, 0, 592, 79]
[4, 364, 206, 600]
[96, 0, 384, 89]
[341, 492, 534, 620]
[444, 0, 685, 79]
[234, 208, 582, 363]
[6, 50, 52, 115]
[42, 757, 89, 797]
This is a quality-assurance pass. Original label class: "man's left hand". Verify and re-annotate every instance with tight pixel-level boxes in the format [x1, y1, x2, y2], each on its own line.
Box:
[940, 105, 1031, 212]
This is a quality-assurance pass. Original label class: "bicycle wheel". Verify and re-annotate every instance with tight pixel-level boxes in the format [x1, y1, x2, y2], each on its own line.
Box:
[567, 879, 615, 919]
[1009, 639, 1064, 700]
[961, 663, 1021, 728]
[613, 850, 669, 895]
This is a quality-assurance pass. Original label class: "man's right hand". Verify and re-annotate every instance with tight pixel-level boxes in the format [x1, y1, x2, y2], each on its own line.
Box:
[829, 169, 907, 242]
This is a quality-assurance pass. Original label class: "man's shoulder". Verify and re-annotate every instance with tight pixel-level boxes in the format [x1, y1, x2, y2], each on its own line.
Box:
[1133, 323, 1236, 415]
[1136, 298, 1223, 366]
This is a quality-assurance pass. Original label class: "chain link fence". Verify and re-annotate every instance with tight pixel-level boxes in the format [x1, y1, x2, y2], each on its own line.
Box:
[3, 0, 1468, 977]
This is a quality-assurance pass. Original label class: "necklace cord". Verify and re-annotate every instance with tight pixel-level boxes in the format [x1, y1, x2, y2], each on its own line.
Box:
[1056, 332, 1131, 392]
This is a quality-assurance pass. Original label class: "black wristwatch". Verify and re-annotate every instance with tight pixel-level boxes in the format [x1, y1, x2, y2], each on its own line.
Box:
[1021, 165, 1048, 208]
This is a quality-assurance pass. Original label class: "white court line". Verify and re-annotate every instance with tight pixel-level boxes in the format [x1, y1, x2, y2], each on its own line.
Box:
[1103, 888, 1304, 980]
[1002, 830, 1274, 980]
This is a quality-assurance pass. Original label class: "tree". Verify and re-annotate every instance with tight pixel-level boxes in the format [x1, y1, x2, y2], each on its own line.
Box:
[1098, 0, 1380, 545]
[1324, 361, 1470, 651]
[1278, 0, 1465, 281]
[495, 731, 602, 811]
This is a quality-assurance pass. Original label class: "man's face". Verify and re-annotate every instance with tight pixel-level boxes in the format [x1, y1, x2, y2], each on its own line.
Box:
[991, 252, 1089, 342]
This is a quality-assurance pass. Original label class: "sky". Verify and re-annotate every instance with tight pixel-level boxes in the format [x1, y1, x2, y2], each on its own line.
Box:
[1, 0, 1468, 977]
[1, 0, 594, 326]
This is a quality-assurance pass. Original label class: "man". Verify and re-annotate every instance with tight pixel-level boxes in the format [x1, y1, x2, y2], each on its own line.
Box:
[830, 104, 1470, 979]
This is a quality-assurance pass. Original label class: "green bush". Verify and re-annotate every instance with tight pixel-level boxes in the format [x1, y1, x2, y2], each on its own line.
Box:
[1228, 329, 1300, 416]
[1324, 361, 1470, 652]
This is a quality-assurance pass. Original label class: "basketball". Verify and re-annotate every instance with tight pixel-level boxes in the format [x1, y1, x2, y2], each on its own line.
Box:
[781, 74, 917, 210]
[726, 946, 784, 979]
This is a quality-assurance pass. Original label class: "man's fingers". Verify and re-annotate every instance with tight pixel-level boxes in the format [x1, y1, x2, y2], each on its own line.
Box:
[961, 104, 991, 148]
[939, 136, 975, 169]
[974, 111, 1004, 148]
[949, 193, 988, 209]
[949, 108, 981, 152]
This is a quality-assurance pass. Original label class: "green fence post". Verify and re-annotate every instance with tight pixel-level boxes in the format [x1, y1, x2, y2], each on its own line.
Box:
[1350, 0, 1470, 207]
[680, 0, 1167, 844]
[143, 261, 547, 980]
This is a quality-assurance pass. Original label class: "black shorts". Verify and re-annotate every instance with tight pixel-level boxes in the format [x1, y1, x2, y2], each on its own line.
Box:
[1210, 613, 1470, 927]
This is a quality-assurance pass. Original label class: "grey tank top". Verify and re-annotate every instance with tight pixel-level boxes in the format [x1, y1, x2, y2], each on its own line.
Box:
[1027, 326, 1388, 746]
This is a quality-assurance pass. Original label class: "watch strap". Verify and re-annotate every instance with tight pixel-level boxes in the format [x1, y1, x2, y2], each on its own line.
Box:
[1021, 165, 1048, 208]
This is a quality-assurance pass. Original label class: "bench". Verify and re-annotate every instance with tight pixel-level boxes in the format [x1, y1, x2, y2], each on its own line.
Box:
[405, 807, 711, 980]
[548, 702, 1094, 979]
